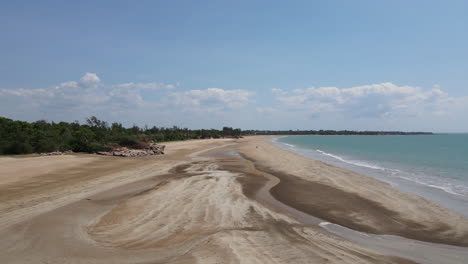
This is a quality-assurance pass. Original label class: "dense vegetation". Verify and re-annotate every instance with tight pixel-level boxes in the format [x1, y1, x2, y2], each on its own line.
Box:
[0, 116, 432, 155]
[0, 116, 241, 155]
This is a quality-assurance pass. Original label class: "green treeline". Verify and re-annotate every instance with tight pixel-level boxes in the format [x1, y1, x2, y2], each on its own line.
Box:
[0, 116, 241, 155]
[0, 116, 432, 155]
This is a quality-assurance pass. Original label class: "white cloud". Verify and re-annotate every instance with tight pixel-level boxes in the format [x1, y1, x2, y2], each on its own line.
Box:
[274, 83, 468, 120]
[271, 88, 287, 95]
[256, 107, 276, 114]
[0, 88, 50, 97]
[79, 72, 101, 86]
[2, 74, 467, 131]
[0, 73, 178, 122]
[114, 82, 176, 91]
[169, 88, 255, 112]
[0, 74, 256, 127]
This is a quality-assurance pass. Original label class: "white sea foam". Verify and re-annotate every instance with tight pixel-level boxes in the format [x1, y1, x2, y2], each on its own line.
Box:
[386, 172, 467, 197]
[427, 184, 462, 196]
[315, 149, 392, 172]
[274, 140, 468, 198]
[313, 149, 468, 197]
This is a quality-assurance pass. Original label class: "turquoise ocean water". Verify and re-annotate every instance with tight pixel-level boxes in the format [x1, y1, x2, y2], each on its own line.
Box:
[274, 134, 468, 216]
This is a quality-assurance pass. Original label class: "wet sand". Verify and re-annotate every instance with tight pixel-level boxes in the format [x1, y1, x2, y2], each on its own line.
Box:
[239, 136, 468, 247]
[0, 136, 467, 263]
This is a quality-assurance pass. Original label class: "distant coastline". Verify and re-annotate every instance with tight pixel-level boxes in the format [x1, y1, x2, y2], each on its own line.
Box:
[0, 115, 432, 156]
[243, 130, 433, 136]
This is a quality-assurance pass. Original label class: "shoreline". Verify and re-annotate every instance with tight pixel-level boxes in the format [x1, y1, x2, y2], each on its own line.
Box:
[271, 135, 468, 218]
[1, 136, 467, 263]
[239, 136, 468, 247]
[238, 137, 468, 263]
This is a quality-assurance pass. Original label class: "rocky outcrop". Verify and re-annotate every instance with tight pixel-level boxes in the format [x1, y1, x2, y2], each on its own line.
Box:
[97, 144, 165, 157]
[40, 150, 73, 156]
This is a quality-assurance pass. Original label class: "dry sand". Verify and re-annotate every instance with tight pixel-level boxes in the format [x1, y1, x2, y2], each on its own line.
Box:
[0, 136, 467, 263]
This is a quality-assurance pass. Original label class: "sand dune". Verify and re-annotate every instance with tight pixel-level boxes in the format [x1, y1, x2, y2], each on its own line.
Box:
[0, 137, 467, 263]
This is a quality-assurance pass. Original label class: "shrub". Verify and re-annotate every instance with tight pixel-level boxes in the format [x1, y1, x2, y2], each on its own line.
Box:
[34, 139, 59, 153]
[117, 135, 139, 147]
[88, 142, 111, 152]
[3, 141, 33, 155]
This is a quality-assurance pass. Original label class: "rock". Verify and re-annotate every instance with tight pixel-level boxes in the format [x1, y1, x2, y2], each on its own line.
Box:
[96, 144, 165, 157]
[40, 150, 74, 156]
[41, 151, 62, 156]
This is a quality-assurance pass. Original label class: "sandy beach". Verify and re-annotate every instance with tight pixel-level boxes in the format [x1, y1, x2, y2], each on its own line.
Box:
[1, 136, 467, 264]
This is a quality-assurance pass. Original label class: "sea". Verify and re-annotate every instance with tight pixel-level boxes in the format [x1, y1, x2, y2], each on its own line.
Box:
[273, 134, 468, 218]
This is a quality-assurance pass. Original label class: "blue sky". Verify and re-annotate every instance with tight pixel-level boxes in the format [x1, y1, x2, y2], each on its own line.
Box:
[1, 0, 467, 132]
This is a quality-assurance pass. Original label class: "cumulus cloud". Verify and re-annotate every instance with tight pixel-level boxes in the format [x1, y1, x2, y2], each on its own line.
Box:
[274, 82, 468, 120]
[0, 73, 181, 121]
[0, 73, 256, 125]
[79, 72, 101, 86]
[168, 88, 254, 112]
[0, 88, 49, 97]
[271, 88, 287, 95]
[256, 107, 276, 114]
[2, 74, 467, 131]
[113, 82, 176, 90]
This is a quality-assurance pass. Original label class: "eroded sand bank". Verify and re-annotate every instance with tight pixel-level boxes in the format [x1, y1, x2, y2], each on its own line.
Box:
[0, 136, 467, 263]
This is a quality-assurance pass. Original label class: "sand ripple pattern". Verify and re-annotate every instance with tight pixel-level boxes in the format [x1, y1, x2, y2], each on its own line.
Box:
[87, 161, 403, 263]
[88, 161, 295, 250]
[0, 140, 421, 264]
